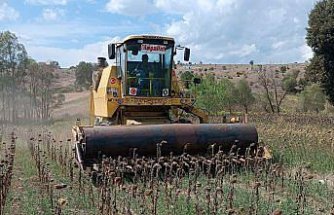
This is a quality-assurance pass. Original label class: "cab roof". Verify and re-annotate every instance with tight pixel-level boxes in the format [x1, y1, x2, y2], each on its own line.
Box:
[121, 35, 175, 44]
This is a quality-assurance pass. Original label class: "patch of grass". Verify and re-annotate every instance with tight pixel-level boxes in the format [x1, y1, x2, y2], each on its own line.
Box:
[257, 119, 334, 173]
[5, 140, 52, 215]
[3, 113, 334, 214]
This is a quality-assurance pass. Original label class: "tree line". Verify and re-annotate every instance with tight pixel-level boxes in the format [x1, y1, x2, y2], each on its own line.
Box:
[0, 30, 102, 123]
[180, 71, 255, 115]
[180, 65, 328, 115]
[0, 31, 62, 123]
[306, 0, 334, 105]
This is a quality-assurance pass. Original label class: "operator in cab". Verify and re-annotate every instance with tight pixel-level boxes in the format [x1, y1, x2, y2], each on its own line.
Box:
[134, 54, 150, 96]
[126, 41, 172, 97]
[134, 54, 162, 96]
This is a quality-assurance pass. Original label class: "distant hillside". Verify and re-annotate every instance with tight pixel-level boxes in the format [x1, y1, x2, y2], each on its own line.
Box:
[52, 67, 76, 91]
[53, 63, 307, 92]
[176, 63, 307, 92]
[52, 91, 89, 119]
[52, 63, 308, 119]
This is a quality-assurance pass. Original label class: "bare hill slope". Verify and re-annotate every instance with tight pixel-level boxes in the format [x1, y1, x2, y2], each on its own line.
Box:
[53, 63, 308, 119]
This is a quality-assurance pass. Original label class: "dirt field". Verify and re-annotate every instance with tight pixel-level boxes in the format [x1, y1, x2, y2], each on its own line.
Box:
[2, 63, 334, 215]
[52, 91, 90, 119]
[1, 114, 334, 214]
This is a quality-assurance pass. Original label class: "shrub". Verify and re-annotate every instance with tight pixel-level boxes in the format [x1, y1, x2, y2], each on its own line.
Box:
[298, 84, 326, 112]
[280, 66, 287, 73]
[282, 70, 299, 94]
[236, 71, 244, 76]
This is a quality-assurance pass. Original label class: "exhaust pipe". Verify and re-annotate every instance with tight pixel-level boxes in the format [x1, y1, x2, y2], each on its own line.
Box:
[97, 57, 107, 68]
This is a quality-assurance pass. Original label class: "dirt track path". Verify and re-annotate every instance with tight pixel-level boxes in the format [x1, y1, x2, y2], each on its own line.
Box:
[9, 164, 24, 215]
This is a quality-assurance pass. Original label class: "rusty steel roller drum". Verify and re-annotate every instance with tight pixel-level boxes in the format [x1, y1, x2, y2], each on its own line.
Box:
[76, 124, 258, 160]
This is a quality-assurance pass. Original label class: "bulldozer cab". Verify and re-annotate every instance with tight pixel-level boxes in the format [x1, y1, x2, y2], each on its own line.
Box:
[108, 35, 188, 97]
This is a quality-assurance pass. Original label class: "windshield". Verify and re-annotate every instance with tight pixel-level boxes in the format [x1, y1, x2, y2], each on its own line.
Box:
[126, 42, 173, 97]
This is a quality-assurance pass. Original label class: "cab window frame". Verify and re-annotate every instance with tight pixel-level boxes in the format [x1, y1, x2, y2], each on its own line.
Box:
[124, 39, 174, 97]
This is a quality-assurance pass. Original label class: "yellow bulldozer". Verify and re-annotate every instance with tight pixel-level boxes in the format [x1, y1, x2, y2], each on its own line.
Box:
[72, 35, 258, 170]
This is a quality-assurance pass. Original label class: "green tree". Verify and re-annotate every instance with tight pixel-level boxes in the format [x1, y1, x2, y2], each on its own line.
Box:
[280, 66, 287, 73]
[26, 60, 58, 120]
[195, 74, 224, 114]
[235, 79, 255, 113]
[47, 60, 60, 69]
[306, 0, 334, 104]
[0, 31, 62, 122]
[257, 67, 287, 113]
[180, 70, 194, 89]
[180, 71, 194, 82]
[39, 63, 56, 119]
[305, 55, 325, 83]
[249, 60, 254, 70]
[282, 70, 299, 94]
[0, 31, 28, 122]
[75, 61, 94, 90]
[299, 84, 326, 112]
[194, 75, 238, 114]
[223, 79, 238, 114]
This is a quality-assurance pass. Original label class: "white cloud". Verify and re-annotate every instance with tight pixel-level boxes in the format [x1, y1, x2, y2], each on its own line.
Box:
[105, 0, 238, 16]
[0, 2, 19, 21]
[42, 8, 65, 21]
[103, 0, 316, 63]
[272, 41, 287, 50]
[8, 18, 144, 66]
[300, 44, 313, 62]
[11, 22, 112, 46]
[229, 44, 257, 57]
[154, 0, 193, 14]
[106, 0, 155, 16]
[26, 37, 120, 67]
[163, 0, 318, 63]
[25, 0, 68, 5]
[293, 17, 300, 24]
[10, 0, 318, 66]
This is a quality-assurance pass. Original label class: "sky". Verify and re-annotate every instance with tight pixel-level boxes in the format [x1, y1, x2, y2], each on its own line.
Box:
[0, 0, 317, 67]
